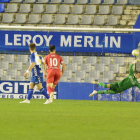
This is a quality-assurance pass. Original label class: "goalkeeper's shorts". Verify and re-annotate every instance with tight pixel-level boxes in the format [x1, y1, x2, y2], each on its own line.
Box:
[110, 82, 122, 93]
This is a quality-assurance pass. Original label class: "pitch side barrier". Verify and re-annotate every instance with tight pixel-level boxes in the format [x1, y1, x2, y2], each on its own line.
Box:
[1, 81, 140, 102]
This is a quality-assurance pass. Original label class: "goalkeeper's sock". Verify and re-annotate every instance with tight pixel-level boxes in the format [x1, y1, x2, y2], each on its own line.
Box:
[27, 89, 34, 100]
[40, 88, 49, 99]
[99, 83, 107, 88]
[51, 87, 54, 92]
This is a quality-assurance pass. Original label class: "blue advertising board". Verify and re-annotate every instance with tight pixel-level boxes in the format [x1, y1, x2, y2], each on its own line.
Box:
[0, 30, 135, 53]
[0, 81, 58, 99]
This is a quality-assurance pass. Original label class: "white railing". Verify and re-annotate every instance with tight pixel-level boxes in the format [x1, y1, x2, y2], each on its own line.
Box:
[0, 26, 139, 32]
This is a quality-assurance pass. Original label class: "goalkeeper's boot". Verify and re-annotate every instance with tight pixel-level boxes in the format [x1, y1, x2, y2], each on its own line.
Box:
[89, 90, 97, 97]
[20, 99, 30, 104]
[91, 81, 99, 84]
[50, 92, 54, 101]
[44, 99, 52, 104]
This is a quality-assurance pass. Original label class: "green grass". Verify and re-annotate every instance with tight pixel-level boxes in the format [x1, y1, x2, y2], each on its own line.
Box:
[0, 99, 140, 140]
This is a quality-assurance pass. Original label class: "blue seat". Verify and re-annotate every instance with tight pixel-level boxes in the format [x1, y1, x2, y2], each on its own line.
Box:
[0, 4, 4, 13]
[0, 0, 10, 2]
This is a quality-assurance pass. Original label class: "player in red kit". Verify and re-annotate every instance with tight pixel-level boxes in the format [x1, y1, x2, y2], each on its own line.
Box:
[44, 45, 65, 101]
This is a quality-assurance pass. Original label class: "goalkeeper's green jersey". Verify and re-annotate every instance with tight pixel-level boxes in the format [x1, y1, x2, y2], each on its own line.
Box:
[118, 64, 140, 92]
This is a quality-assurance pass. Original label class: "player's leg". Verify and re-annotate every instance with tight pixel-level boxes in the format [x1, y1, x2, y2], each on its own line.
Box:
[91, 81, 110, 88]
[89, 90, 117, 97]
[46, 70, 55, 97]
[35, 76, 52, 104]
[50, 71, 61, 101]
[20, 82, 35, 103]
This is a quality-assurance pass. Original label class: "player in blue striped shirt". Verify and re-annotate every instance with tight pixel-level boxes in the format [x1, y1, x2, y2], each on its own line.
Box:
[20, 43, 52, 104]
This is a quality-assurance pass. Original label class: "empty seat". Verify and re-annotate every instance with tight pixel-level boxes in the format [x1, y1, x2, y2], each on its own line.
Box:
[61, 56, 69, 64]
[112, 6, 123, 15]
[1, 75, 12, 81]
[94, 64, 105, 72]
[40, 15, 53, 24]
[10, 0, 23, 2]
[1, 14, 14, 23]
[75, 70, 86, 79]
[15, 76, 26, 81]
[76, 0, 88, 4]
[98, 6, 110, 15]
[81, 63, 91, 72]
[84, 5, 97, 15]
[63, 0, 75, 4]
[86, 57, 97, 65]
[114, 57, 125, 66]
[7, 69, 17, 77]
[70, 77, 81, 83]
[93, 16, 105, 25]
[0, 62, 9, 70]
[3, 54, 14, 62]
[49, 0, 62, 3]
[89, 71, 100, 80]
[66, 63, 77, 72]
[67, 15, 79, 25]
[106, 16, 118, 25]
[89, 0, 101, 4]
[36, 0, 49, 3]
[109, 64, 119, 73]
[12, 62, 22, 70]
[58, 5, 70, 14]
[62, 70, 72, 78]
[24, 0, 36, 3]
[98, 78, 109, 83]
[27, 14, 40, 24]
[0, 4, 5, 13]
[59, 77, 67, 82]
[14, 14, 26, 24]
[84, 78, 95, 83]
[6, 4, 18, 13]
[31, 4, 44, 13]
[103, 71, 114, 80]
[71, 5, 83, 14]
[54, 15, 66, 24]
[0, 69, 4, 76]
[99, 57, 110, 65]
[115, 0, 127, 5]
[25, 62, 30, 69]
[17, 55, 28, 63]
[102, 0, 115, 4]
[44, 5, 57, 14]
[19, 4, 31, 13]
[79, 15, 92, 25]
[72, 56, 83, 65]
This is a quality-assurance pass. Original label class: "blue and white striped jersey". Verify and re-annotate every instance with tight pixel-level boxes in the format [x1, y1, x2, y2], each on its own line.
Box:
[30, 52, 44, 77]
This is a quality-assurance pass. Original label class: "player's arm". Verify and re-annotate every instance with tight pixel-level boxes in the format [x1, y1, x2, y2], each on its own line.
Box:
[42, 61, 47, 78]
[61, 62, 65, 77]
[24, 53, 35, 77]
[129, 58, 139, 75]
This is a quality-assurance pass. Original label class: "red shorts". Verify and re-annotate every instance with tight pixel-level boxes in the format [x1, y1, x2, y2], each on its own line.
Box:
[47, 69, 61, 85]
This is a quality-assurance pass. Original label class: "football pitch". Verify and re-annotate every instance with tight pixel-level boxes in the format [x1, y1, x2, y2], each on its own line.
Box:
[0, 99, 140, 140]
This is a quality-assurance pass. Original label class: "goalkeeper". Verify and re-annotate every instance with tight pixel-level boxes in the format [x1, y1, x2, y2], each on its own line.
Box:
[89, 58, 140, 97]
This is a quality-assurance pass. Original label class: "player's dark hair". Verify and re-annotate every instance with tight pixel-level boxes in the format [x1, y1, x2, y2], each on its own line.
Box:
[49, 45, 55, 52]
[29, 43, 36, 51]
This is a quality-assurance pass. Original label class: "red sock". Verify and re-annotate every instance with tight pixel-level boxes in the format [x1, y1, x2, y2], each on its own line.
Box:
[51, 88, 54, 92]
[47, 86, 52, 97]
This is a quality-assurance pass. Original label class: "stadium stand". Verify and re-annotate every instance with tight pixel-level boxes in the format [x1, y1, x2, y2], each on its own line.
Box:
[0, 0, 139, 83]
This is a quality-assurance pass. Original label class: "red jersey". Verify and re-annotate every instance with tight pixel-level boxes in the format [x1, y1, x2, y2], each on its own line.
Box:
[44, 53, 64, 70]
